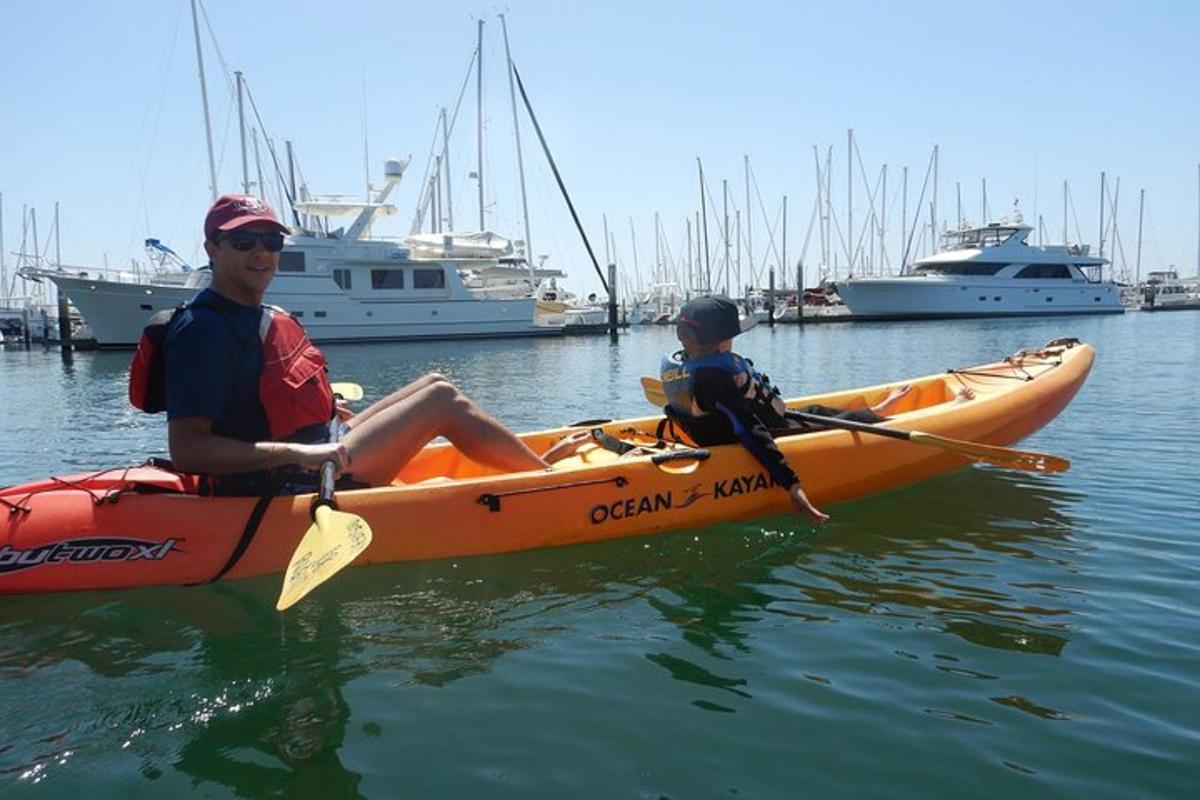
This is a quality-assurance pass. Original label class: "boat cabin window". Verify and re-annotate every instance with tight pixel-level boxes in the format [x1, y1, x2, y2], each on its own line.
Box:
[371, 269, 405, 290]
[333, 268, 352, 290]
[913, 262, 1006, 276]
[413, 268, 446, 289]
[1014, 264, 1073, 279]
[278, 251, 306, 272]
[945, 227, 1020, 249]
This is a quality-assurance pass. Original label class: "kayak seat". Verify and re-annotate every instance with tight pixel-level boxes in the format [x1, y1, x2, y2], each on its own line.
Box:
[550, 442, 622, 470]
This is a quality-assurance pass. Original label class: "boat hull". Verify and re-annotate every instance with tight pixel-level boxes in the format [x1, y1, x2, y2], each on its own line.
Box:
[835, 277, 1124, 319]
[0, 340, 1094, 595]
[44, 273, 558, 348]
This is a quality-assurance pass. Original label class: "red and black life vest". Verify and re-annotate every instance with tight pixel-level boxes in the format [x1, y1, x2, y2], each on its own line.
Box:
[129, 300, 335, 441]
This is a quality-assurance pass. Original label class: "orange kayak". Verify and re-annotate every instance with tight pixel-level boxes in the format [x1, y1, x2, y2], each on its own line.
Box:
[0, 339, 1093, 595]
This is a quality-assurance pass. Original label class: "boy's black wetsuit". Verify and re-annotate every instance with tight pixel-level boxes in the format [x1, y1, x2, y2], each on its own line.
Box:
[661, 350, 885, 490]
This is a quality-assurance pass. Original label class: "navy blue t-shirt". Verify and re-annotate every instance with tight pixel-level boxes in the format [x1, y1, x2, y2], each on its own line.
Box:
[165, 288, 269, 443]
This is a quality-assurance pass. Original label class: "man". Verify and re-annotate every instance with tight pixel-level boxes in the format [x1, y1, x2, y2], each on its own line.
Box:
[659, 296, 914, 524]
[157, 194, 578, 494]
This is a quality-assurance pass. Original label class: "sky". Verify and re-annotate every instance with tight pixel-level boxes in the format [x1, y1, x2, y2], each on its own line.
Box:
[2, 0, 1199, 300]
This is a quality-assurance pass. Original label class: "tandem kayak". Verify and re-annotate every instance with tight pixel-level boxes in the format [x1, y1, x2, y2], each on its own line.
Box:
[1, 339, 1093, 595]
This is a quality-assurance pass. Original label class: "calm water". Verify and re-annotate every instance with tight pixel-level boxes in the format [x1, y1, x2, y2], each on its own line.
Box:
[1, 313, 1198, 798]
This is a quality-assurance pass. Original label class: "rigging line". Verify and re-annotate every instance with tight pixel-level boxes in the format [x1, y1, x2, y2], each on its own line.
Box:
[412, 48, 478, 232]
[511, 62, 608, 294]
[114, 0, 184, 271]
[198, 0, 237, 100]
[901, 149, 936, 271]
[243, 85, 300, 225]
[1067, 186, 1084, 247]
[1106, 180, 1129, 271]
[797, 193, 820, 270]
[747, 164, 781, 272]
[850, 165, 885, 268]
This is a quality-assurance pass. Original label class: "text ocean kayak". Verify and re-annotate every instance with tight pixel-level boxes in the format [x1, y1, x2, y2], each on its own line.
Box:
[1, 339, 1093, 595]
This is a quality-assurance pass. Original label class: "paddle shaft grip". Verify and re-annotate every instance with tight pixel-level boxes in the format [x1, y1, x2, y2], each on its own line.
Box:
[316, 460, 338, 510]
[786, 411, 913, 442]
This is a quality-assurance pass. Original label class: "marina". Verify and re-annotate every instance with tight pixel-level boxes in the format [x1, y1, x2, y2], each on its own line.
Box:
[2, 313, 1199, 796]
[3, 1, 1200, 797]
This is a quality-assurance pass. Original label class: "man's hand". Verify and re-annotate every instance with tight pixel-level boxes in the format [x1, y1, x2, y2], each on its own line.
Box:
[285, 442, 351, 475]
[334, 398, 355, 422]
[789, 484, 830, 524]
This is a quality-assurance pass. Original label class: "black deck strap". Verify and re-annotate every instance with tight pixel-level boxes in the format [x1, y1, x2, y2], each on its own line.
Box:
[203, 493, 274, 584]
[656, 409, 701, 447]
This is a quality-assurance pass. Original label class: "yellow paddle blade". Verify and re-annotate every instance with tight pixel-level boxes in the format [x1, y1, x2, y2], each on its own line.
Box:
[641, 376, 668, 407]
[909, 432, 1070, 473]
[330, 382, 364, 402]
[276, 505, 373, 611]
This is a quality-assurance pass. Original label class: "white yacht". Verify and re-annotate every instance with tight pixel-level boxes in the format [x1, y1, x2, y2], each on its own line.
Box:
[834, 212, 1124, 319]
[24, 161, 560, 348]
[1143, 271, 1200, 311]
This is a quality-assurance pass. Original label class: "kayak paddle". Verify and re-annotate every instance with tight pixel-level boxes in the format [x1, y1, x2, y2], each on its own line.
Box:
[330, 381, 364, 401]
[276, 459, 373, 611]
[639, 377, 1069, 474]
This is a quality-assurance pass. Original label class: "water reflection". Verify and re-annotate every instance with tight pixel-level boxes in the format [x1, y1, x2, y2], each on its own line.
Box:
[0, 585, 366, 795]
[0, 465, 1085, 789]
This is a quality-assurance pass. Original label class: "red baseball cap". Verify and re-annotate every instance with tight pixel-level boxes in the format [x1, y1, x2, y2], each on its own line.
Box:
[203, 194, 290, 240]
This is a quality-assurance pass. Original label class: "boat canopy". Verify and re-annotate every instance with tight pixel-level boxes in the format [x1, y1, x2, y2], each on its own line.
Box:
[293, 200, 398, 218]
[404, 231, 514, 259]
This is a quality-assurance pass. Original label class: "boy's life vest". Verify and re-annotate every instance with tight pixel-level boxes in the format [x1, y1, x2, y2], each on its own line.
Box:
[129, 300, 335, 441]
[659, 350, 787, 419]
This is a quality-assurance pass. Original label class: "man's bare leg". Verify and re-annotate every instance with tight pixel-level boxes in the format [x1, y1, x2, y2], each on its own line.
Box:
[343, 376, 548, 485]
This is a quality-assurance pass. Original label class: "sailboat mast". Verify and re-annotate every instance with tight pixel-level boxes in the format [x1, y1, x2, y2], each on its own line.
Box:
[686, 218, 692, 293]
[476, 19, 485, 232]
[1098, 171, 1106, 259]
[236, 72, 249, 193]
[190, 0, 218, 201]
[499, 14, 533, 265]
[654, 211, 661, 283]
[1136, 188, 1145, 285]
[698, 159, 711, 292]
[930, 145, 938, 257]
[441, 108, 453, 230]
[880, 165, 888, 272]
[782, 195, 788, 294]
[252, 129, 264, 197]
[1063, 180, 1068, 244]
[745, 155, 753, 277]
[900, 166, 908, 275]
[847, 129, 853, 271]
[722, 179, 730, 295]
[0, 192, 6, 298]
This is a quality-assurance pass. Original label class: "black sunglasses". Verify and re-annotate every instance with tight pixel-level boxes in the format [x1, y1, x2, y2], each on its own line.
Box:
[221, 231, 286, 252]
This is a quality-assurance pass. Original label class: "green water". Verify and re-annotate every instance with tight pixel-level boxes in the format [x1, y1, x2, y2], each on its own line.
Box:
[1, 313, 1198, 798]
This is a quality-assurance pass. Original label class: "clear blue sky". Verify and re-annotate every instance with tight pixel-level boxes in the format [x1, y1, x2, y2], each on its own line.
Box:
[2, 0, 1198, 298]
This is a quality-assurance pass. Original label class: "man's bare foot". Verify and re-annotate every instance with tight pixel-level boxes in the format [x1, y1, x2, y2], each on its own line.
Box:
[871, 384, 915, 414]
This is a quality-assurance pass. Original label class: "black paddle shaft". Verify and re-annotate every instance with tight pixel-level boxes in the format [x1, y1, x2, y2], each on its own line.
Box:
[316, 462, 340, 513]
[786, 411, 914, 442]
